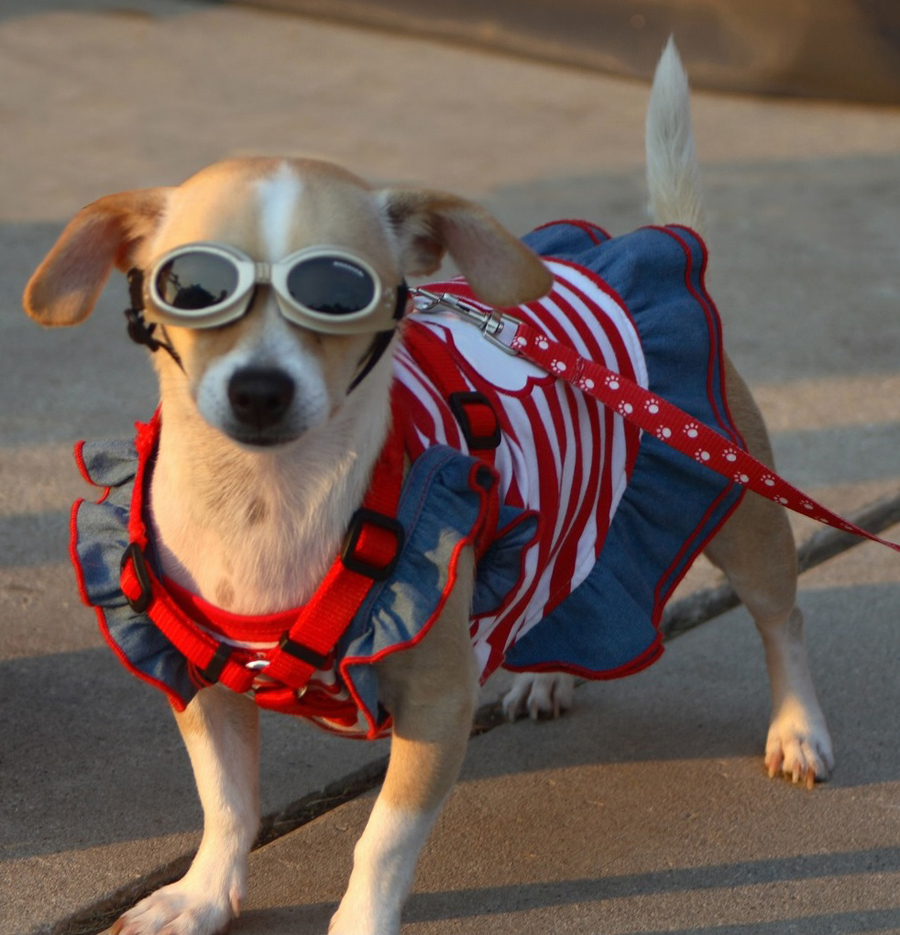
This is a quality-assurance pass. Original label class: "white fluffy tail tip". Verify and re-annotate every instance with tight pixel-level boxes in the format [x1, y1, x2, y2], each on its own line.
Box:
[648, 37, 693, 144]
[646, 37, 703, 231]
[655, 36, 688, 90]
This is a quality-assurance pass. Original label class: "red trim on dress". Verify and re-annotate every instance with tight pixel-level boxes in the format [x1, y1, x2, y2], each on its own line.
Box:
[69, 499, 90, 606]
[531, 219, 611, 244]
[93, 604, 189, 711]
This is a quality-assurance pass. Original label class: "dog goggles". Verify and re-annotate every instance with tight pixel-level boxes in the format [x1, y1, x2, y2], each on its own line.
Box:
[143, 242, 407, 335]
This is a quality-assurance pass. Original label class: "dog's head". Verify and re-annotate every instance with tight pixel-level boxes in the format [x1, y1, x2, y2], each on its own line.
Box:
[24, 157, 551, 448]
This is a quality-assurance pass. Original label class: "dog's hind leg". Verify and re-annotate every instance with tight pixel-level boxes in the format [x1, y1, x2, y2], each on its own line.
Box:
[330, 550, 478, 935]
[111, 688, 260, 935]
[649, 39, 831, 785]
[704, 358, 834, 788]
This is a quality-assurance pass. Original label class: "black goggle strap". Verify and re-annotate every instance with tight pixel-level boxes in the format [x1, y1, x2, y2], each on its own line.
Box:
[124, 268, 186, 373]
[348, 329, 395, 393]
[346, 280, 410, 394]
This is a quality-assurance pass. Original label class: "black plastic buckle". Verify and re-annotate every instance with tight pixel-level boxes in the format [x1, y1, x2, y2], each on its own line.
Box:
[199, 644, 232, 685]
[448, 391, 501, 451]
[120, 542, 153, 614]
[341, 508, 405, 581]
[277, 634, 328, 670]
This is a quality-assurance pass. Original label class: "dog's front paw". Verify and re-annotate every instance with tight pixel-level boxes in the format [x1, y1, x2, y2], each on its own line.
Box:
[764, 703, 834, 789]
[329, 898, 400, 935]
[502, 672, 575, 721]
[108, 877, 241, 935]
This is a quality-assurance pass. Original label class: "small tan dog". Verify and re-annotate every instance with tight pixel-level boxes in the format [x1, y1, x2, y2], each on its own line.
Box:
[24, 42, 832, 935]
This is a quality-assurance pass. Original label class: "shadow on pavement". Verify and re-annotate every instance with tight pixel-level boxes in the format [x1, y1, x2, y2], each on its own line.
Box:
[400, 858, 900, 924]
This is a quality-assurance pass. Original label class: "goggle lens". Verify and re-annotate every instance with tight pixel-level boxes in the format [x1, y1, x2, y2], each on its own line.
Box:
[155, 252, 239, 311]
[286, 256, 375, 316]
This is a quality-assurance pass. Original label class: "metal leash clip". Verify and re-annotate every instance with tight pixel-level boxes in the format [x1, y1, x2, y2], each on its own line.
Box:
[412, 288, 522, 355]
[244, 657, 309, 700]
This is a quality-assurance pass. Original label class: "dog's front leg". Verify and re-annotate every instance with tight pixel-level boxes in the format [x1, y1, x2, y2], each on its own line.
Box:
[111, 687, 260, 935]
[330, 550, 477, 935]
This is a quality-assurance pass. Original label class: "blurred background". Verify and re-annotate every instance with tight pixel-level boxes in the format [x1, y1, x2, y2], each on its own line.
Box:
[241, 0, 900, 103]
[6, 0, 900, 103]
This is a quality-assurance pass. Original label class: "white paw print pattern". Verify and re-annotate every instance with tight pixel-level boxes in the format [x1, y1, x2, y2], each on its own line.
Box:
[684, 421, 700, 439]
[550, 359, 567, 375]
[723, 448, 739, 463]
[644, 397, 661, 415]
[604, 374, 621, 390]
[536, 335, 550, 351]
[695, 449, 711, 463]
[577, 376, 596, 392]
[734, 471, 751, 484]
[511, 335, 529, 351]
[655, 425, 673, 440]
[801, 500, 815, 511]
[617, 401, 634, 416]
[761, 473, 777, 488]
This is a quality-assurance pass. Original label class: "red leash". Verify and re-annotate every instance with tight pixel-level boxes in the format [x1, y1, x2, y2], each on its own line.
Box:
[412, 290, 900, 556]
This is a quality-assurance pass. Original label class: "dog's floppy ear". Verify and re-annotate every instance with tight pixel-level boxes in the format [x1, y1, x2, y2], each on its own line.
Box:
[24, 188, 171, 327]
[378, 189, 553, 308]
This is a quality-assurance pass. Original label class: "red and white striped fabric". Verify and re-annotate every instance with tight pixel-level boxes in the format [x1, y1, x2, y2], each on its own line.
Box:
[395, 259, 647, 679]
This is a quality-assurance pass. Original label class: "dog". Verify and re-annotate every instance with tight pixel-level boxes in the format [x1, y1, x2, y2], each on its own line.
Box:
[24, 41, 833, 935]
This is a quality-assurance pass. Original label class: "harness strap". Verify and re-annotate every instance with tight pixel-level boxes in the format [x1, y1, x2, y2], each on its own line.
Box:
[120, 414, 260, 690]
[507, 319, 900, 555]
[402, 326, 502, 464]
[260, 406, 405, 691]
[120, 553, 257, 693]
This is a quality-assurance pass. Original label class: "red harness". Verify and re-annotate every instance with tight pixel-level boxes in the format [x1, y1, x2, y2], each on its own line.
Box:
[118, 400, 409, 715]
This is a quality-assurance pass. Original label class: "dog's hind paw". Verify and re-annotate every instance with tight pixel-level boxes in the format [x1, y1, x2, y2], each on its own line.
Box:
[108, 878, 240, 935]
[502, 672, 575, 721]
[764, 706, 835, 790]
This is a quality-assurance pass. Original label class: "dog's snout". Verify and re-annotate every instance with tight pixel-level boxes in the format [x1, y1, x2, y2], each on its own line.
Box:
[228, 367, 295, 429]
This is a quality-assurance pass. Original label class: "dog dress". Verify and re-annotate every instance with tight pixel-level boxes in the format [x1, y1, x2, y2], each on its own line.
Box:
[72, 220, 745, 739]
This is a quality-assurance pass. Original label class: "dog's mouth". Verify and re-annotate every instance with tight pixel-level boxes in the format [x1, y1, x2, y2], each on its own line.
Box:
[225, 427, 302, 449]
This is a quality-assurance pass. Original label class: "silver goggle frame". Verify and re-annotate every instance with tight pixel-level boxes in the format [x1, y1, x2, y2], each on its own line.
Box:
[145, 242, 403, 335]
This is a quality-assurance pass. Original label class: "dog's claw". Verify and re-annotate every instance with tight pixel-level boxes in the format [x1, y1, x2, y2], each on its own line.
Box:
[106, 879, 239, 935]
[502, 672, 575, 722]
[764, 710, 833, 789]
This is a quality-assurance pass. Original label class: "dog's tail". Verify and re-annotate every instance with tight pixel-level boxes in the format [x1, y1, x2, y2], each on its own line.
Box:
[645, 38, 704, 233]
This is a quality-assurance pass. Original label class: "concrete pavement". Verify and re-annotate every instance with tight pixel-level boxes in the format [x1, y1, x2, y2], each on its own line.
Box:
[2, 2, 900, 933]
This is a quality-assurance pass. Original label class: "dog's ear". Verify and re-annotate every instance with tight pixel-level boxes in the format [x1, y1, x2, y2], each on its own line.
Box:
[377, 189, 553, 308]
[24, 188, 171, 327]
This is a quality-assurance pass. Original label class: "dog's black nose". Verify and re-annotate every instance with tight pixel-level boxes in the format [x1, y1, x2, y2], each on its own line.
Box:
[228, 368, 295, 429]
